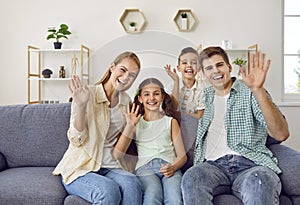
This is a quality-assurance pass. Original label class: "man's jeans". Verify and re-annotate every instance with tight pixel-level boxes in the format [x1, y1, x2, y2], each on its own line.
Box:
[63, 168, 142, 205]
[136, 158, 183, 205]
[181, 155, 281, 205]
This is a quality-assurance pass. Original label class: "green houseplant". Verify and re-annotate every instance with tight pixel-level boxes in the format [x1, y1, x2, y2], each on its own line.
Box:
[46, 24, 72, 49]
[232, 57, 247, 67]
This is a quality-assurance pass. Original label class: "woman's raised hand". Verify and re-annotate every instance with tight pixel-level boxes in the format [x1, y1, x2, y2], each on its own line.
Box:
[68, 75, 90, 107]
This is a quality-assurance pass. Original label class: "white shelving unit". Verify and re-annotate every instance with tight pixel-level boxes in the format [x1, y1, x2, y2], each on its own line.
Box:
[28, 45, 90, 104]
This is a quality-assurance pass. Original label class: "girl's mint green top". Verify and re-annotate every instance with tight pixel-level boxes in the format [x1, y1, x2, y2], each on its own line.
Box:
[135, 115, 176, 170]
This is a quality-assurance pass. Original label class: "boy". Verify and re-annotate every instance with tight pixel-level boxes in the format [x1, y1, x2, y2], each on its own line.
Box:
[164, 47, 207, 172]
[181, 46, 289, 205]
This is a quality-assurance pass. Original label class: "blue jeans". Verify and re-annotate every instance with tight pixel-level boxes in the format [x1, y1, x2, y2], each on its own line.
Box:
[136, 158, 183, 205]
[62, 168, 142, 205]
[181, 155, 281, 205]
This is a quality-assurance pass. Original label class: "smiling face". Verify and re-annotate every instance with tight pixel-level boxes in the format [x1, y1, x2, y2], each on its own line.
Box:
[202, 54, 233, 96]
[138, 83, 164, 112]
[178, 52, 199, 80]
[109, 57, 140, 91]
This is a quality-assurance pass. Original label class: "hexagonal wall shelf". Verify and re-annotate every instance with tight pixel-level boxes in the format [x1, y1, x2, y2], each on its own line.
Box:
[173, 9, 197, 32]
[119, 9, 146, 33]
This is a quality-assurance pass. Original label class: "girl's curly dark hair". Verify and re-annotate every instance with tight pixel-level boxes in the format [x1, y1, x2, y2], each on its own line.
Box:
[131, 78, 180, 124]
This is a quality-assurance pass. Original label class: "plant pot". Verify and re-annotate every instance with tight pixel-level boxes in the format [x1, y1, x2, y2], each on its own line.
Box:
[129, 26, 136, 32]
[54, 42, 62, 49]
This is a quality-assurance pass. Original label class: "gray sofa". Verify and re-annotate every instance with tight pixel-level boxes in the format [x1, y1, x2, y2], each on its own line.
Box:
[0, 103, 300, 205]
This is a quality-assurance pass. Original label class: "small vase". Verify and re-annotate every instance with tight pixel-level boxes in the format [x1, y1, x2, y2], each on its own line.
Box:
[181, 18, 188, 30]
[59, 66, 66, 78]
[129, 26, 136, 32]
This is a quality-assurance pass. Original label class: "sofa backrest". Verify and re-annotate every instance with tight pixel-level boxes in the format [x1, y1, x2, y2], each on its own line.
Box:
[0, 103, 71, 168]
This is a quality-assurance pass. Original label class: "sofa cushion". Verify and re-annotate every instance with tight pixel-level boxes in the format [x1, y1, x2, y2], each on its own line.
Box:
[291, 196, 300, 205]
[64, 195, 91, 205]
[213, 194, 292, 205]
[213, 194, 242, 205]
[0, 152, 7, 171]
[269, 144, 300, 196]
[0, 167, 67, 205]
[0, 103, 71, 168]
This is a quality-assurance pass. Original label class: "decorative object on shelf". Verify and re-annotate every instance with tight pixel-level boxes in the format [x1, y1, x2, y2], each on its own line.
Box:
[59, 66, 66, 78]
[232, 57, 247, 67]
[232, 57, 247, 78]
[129, 21, 137, 32]
[71, 54, 79, 75]
[46, 23, 72, 49]
[42, 68, 53, 78]
[173, 9, 197, 32]
[181, 12, 188, 30]
[119, 9, 146, 33]
[222, 40, 232, 49]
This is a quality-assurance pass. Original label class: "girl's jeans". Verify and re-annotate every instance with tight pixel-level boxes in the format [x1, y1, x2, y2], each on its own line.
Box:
[62, 168, 142, 205]
[136, 158, 183, 205]
[181, 155, 281, 205]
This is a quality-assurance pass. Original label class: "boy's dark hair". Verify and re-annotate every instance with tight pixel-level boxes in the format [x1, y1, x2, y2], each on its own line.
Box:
[132, 78, 180, 124]
[199, 46, 231, 71]
[178, 47, 200, 65]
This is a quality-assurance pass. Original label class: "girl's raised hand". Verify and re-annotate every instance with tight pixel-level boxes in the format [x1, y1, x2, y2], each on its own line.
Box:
[125, 103, 141, 127]
[68, 75, 90, 107]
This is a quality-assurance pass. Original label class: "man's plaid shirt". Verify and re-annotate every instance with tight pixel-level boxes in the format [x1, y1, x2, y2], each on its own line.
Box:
[194, 78, 281, 174]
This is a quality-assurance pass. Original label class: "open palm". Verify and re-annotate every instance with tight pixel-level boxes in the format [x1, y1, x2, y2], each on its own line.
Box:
[240, 52, 270, 91]
[68, 75, 90, 107]
[125, 103, 141, 126]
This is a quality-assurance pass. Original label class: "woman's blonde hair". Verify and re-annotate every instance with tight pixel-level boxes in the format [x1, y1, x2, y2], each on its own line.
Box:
[95, 51, 141, 85]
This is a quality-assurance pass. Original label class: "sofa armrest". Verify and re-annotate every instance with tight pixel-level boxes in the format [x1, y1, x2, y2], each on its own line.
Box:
[0, 152, 7, 171]
[269, 144, 300, 196]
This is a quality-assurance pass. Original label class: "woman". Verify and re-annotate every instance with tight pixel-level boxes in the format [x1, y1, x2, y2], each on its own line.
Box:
[53, 51, 143, 205]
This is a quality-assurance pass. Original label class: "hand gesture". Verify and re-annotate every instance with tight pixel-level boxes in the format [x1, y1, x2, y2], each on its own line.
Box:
[240, 52, 270, 92]
[164, 64, 179, 83]
[160, 163, 175, 178]
[124, 103, 141, 127]
[68, 75, 90, 107]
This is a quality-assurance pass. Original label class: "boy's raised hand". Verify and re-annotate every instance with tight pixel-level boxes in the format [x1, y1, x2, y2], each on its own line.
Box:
[240, 52, 270, 92]
[164, 64, 179, 83]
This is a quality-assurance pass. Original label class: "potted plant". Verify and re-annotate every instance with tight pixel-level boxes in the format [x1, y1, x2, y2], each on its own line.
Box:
[46, 23, 72, 49]
[42, 68, 53, 78]
[232, 57, 247, 67]
[129, 21, 137, 32]
[232, 57, 247, 78]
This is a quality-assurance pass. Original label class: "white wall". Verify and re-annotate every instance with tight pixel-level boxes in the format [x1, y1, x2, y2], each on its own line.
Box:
[0, 0, 299, 151]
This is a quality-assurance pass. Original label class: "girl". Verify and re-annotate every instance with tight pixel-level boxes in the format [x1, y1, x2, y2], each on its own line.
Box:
[52, 51, 143, 205]
[113, 78, 187, 205]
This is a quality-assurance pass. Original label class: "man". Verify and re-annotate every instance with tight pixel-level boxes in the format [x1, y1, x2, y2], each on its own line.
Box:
[181, 46, 289, 205]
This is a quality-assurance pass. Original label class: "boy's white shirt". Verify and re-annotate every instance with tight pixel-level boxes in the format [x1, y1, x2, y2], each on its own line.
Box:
[166, 75, 208, 113]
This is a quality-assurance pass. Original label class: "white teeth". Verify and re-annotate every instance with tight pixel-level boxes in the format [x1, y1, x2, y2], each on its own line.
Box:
[147, 102, 156, 105]
[118, 79, 126, 85]
[213, 76, 223, 80]
[185, 69, 193, 74]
